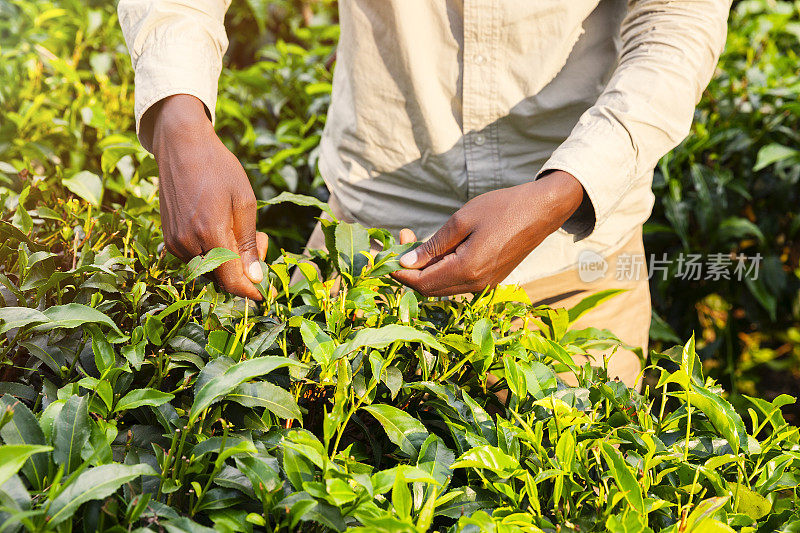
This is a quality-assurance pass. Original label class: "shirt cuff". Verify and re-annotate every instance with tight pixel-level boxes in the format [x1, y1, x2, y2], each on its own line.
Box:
[535, 163, 605, 241]
[133, 39, 222, 152]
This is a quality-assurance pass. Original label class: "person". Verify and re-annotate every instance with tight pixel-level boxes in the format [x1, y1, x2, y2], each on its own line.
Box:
[117, 0, 731, 388]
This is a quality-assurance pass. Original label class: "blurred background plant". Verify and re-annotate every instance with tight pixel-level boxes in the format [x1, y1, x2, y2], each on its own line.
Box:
[0, 0, 798, 414]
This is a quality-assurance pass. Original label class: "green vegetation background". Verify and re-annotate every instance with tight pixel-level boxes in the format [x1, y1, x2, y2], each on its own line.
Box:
[0, 1, 799, 531]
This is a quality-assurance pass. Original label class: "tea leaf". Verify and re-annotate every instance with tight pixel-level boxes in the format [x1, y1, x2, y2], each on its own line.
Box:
[62, 171, 103, 207]
[227, 381, 302, 419]
[0, 444, 52, 488]
[259, 192, 336, 220]
[114, 389, 174, 412]
[47, 463, 155, 525]
[362, 405, 428, 458]
[42, 303, 122, 335]
[687, 384, 748, 456]
[336, 324, 445, 358]
[753, 143, 798, 171]
[0, 395, 49, 489]
[0, 307, 49, 334]
[53, 395, 90, 475]
[567, 289, 625, 325]
[189, 357, 306, 422]
[451, 445, 519, 478]
[184, 248, 240, 283]
[600, 442, 644, 515]
[334, 222, 370, 277]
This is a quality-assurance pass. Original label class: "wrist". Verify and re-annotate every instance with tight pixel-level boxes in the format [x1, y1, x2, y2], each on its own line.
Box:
[533, 170, 585, 223]
[152, 95, 215, 149]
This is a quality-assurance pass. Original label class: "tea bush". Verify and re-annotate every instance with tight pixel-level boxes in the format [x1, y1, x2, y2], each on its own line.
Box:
[0, 188, 800, 532]
[1, 0, 800, 531]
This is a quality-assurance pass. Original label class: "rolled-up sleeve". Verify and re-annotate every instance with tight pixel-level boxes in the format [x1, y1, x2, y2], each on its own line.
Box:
[537, 0, 731, 239]
[117, 0, 231, 151]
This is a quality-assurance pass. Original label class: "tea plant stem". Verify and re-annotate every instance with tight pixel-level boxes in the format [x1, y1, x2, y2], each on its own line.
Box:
[684, 395, 692, 462]
[331, 341, 401, 455]
[156, 428, 181, 500]
[191, 420, 229, 516]
[438, 350, 474, 382]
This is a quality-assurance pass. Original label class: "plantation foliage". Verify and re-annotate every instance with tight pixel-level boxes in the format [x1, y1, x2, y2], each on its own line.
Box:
[0, 0, 799, 531]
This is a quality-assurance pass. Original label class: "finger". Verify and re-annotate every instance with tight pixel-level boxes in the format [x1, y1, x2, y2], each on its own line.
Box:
[256, 231, 269, 262]
[399, 228, 416, 245]
[214, 229, 264, 301]
[232, 192, 262, 284]
[399, 213, 470, 269]
[393, 242, 482, 296]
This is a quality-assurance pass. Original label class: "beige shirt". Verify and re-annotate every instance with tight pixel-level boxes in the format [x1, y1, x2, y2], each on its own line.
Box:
[118, 0, 730, 285]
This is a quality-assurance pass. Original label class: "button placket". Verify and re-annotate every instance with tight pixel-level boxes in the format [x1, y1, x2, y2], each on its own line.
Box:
[462, 0, 499, 199]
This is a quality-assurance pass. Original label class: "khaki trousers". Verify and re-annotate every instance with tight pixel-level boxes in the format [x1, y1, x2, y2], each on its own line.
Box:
[305, 196, 650, 389]
[521, 229, 650, 389]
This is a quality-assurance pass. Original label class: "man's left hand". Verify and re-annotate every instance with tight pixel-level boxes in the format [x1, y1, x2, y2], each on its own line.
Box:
[391, 170, 585, 296]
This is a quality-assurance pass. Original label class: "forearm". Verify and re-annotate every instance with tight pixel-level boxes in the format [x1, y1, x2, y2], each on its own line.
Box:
[539, 0, 731, 235]
[118, 0, 231, 152]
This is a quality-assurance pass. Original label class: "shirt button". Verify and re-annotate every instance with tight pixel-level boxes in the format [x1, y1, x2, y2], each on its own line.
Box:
[474, 54, 486, 65]
[473, 134, 486, 146]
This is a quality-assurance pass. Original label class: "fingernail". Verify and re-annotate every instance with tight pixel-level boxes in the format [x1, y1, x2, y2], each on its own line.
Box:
[400, 250, 417, 268]
[248, 262, 263, 282]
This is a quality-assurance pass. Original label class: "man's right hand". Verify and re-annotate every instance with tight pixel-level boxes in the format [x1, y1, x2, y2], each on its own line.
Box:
[151, 94, 268, 300]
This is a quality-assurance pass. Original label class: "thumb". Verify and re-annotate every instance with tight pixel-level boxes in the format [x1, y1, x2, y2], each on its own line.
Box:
[233, 195, 263, 284]
[399, 214, 468, 269]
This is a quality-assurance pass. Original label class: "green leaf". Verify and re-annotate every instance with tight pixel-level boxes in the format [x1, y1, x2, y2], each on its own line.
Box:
[451, 445, 519, 477]
[556, 430, 576, 473]
[471, 318, 495, 359]
[392, 472, 412, 519]
[62, 171, 103, 207]
[687, 384, 748, 456]
[0, 395, 49, 489]
[114, 389, 174, 413]
[520, 361, 557, 400]
[53, 395, 90, 474]
[567, 289, 625, 325]
[226, 381, 302, 419]
[683, 496, 731, 531]
[718, 217, 765, 244]
[730, 483, 771, 520]
[0, 444, 52, 487]
[0, 307, 49, 335]
[600, 442, 644, 515]
[335, 324, 445, 359]
[41, 303, 123, 335]
[753, 143, 799, 171]
[47, 463, 156, 526]
[258, 192, 336, 220]
[184, 248, 240, 283]
[362, 405, 428, 458]
[334, 222, 370, 277]
[299, 319, 335, 366]
[189, 357, 306, 422]
[89, 325, 115, 373]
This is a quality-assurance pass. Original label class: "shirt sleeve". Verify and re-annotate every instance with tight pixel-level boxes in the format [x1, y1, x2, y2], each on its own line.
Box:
[117, 0, 231, 152]
[536, 0, 731, 240]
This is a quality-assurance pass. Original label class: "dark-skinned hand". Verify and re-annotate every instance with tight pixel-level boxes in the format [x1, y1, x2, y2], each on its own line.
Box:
[151, 94, 268, 300]
[391, 171, 585, 296]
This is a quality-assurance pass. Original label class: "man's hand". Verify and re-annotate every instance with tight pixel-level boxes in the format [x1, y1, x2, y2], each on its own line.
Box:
[151, 94, 268, 300]
[392, 171, 585, 296]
